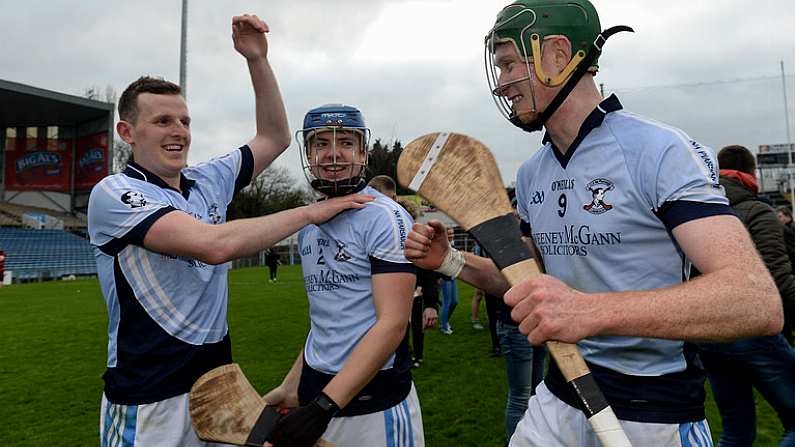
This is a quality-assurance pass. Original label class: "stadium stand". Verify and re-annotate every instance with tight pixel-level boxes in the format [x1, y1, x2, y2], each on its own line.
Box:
[0, 227, 96, 281]
[0, 202, 86, 230]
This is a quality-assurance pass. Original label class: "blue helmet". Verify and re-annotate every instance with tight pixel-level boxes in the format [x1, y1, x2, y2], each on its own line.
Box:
[298, 104, 371, 197]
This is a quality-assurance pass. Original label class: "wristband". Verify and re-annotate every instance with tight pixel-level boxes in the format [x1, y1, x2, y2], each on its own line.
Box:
[314, 392, 340, 417]
[435, 246, 465, 279]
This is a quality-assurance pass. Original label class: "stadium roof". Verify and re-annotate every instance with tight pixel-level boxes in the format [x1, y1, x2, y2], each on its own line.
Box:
[0, 78, 114, 128]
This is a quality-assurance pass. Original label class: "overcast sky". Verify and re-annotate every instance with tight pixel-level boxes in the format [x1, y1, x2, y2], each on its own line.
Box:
[2, 0, 794, 187]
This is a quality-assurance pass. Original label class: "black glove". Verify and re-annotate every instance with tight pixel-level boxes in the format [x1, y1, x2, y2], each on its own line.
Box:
[268, 392, 339, 447]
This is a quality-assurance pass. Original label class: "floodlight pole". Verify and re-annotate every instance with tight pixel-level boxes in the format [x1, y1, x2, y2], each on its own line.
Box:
[783, 60, 794, 209]
[179, 0, 188, 98]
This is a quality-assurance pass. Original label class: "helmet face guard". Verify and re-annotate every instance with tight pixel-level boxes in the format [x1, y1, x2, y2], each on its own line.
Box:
[298, 104, 371, 197]
[485, 0, 620, 132]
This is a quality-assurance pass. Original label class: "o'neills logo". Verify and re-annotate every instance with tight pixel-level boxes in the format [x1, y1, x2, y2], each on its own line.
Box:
[583, 178, 615, 215]
[393, 209, 407, 249]
[16, 151, 62, 176]
[79, 148, 105, 172]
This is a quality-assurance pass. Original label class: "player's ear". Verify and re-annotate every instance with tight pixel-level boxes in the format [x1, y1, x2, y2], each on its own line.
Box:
[117, 121, 135, 145]
[546, 36, 572, 74]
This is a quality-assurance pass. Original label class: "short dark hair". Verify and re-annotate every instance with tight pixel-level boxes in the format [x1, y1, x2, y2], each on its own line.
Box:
[368, 175, 397, 194]
[398, 198, 421, 220]
[718, 145, 756, 174]
[777, 206, 793, 219]
[118, 76, 182, 123]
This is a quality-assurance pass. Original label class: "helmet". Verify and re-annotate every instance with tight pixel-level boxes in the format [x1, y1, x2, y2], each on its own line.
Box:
[484, 0, 630, 132]
[489, 0, 601, 79]
[298, 104, 371, 197]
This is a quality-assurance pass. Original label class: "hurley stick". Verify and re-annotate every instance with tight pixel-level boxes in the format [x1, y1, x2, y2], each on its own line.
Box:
[397, 132, 631, 447]
[189, 363, 334, 447]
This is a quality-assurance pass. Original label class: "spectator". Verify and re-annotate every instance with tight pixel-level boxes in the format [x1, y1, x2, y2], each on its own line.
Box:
[470, 288, 486, 330]
[697, 144, 795, 446]
[470, 244, 486, 331]
[439, 227, 458, 335]
[777, 205, 795, 269]
[367, 175, 398, 201]
[265, 248, 281, 282]
[397, 199, 440, 368]
[0, 250, 5, 288]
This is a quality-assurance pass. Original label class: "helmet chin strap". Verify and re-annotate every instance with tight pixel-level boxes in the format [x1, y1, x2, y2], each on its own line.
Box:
[510, 25, 634, 133]
[311, 177, 367, 197]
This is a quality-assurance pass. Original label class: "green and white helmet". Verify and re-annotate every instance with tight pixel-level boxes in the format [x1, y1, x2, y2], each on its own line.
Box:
[484, 0, 631, 132]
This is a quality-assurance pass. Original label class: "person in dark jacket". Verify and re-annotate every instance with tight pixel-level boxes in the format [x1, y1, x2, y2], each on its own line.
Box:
[265, 248, 281, 282]
[777, 205, 795, 271]
[698, 144, 795, 446]
[410, 267, 440, 367]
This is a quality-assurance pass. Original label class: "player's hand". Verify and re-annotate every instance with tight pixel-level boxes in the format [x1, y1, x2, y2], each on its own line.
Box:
[263, 385, 299, 411]
[422, 308, 438, 329]
[267, 393, 338, 447]
[405, 220, 450, 270]
[304, 194, 374, 225]
[504, 274, 596, 345]
[232, 14, 269, 61]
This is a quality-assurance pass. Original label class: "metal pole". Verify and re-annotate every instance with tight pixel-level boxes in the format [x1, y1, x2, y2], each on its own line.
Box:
[782, 61, 794, 209]
[179, 0, 188, 98]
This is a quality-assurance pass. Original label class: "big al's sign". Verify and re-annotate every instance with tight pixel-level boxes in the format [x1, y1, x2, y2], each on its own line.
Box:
[75, 133, 108, 190]
[15, 151, 62, 174]
[5, 132, 108, 192]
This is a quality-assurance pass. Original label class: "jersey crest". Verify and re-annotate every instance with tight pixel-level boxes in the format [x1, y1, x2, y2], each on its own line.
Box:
[333, 241, 352, 262]
[583, 178, 615, 215]
[208, 204, 222, 224]
[120, 190, 147, 208]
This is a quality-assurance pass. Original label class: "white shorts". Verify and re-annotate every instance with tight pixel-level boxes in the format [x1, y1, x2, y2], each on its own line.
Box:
[322, 383, 425, 447]
[509, 382, 713, 447]
[100, 392, 232, 447]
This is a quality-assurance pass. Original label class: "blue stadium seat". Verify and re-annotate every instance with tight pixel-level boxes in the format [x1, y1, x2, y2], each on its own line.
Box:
[0, 228, 97, 281]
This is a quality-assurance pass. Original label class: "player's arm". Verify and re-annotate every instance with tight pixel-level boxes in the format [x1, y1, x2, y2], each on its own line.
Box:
[263, 351, 303, 409]
[405, 220, 510, 296]
[506, 214, 783, 344]
[269, 271, 415, 447]
[321, 271, 415, 407]
[143, 194, 373, 265]
[232, 14, 291, 175]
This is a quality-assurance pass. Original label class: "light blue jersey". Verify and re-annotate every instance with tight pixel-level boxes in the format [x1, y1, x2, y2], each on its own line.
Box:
[515, 95, 732, 423]
[88, 146, 253, 404]
[298, 186, 414, 374]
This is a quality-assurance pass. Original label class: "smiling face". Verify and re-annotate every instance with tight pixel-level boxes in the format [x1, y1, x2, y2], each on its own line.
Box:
[493, 42, 538, 120]
[492, 40, 566, 124]
[117, 92, 191, 183]
[305, 129, 366, 182]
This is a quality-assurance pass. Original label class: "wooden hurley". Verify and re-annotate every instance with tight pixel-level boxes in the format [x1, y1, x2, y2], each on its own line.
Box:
[397, 132, 631, 447]
[189, 363, 334, 447]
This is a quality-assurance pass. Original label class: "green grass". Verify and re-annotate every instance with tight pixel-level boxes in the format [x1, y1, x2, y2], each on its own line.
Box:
[0, 266, 785, 445]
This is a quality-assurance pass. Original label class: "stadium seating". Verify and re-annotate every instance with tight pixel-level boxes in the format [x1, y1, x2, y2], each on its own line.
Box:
[0, 202, 87, 230]
[0, 227, 96, 281]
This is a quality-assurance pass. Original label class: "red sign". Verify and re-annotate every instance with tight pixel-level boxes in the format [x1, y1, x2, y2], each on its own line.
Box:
[5, 139, 71, 192]
[4, 132, 108, 192]
[75, 132, 109, 191]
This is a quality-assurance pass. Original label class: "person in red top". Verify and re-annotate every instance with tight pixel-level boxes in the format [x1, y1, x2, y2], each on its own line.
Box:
[0, 250, 5, 288]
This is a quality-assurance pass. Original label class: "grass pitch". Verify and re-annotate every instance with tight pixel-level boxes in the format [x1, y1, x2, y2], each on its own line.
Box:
[0, 266, 785, 445]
